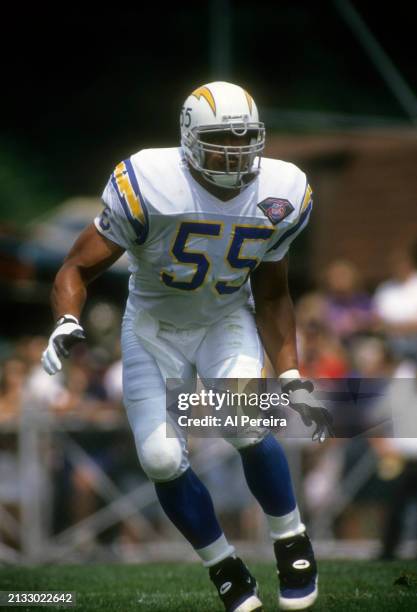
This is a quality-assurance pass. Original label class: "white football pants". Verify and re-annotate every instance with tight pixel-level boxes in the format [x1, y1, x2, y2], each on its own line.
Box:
[121, 301, 269, 482]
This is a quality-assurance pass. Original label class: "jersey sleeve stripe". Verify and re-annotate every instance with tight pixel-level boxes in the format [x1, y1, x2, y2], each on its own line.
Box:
[111, 159, 149, 244]
[124, 158, 149, 225]
[266, 201, 312, 253]
[301, 183, 313, 214]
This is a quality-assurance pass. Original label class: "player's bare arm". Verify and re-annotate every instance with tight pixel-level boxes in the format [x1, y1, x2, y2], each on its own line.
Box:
[252, 256, 334, 443]
[51, 223, 125, 320]
[42, 224, 124, 374]
[251, 255, 298, 377]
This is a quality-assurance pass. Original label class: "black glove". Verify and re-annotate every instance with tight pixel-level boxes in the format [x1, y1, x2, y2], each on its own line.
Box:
[41, 315, 86, 375]
[282, 379, 335, 443]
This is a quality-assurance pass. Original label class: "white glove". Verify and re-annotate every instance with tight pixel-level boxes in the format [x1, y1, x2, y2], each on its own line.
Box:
[282, 378, 335, 443]
[41, 315, 86, 375]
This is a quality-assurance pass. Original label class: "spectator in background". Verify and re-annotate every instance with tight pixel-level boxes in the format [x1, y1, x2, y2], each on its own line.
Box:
[294, 257, 375, 379]
[295, 293, 349, 378]
[15, 336, 67, 411]
[373, 242, 417, 361]
[373, 433, 417, 560]
[0, 357, 26, 548]
[344, 336, 396, 435]
[349, 335, 397, 379]
[369, 356, 417, 559]
[321, 260, 374, 344]
[0, 358, 26, 423]
[103, 340, 123, 404]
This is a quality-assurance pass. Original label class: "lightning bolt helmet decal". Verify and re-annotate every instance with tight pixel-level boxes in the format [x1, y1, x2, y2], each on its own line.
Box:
[192, 86, 217, 116]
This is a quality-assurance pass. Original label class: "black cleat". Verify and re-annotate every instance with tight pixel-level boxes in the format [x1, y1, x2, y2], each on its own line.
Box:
[274, 532, 318, 610]
[209, 556, 263, 611]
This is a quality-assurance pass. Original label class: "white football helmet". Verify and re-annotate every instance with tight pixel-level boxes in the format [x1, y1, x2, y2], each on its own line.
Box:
[180, 81, 265, 190]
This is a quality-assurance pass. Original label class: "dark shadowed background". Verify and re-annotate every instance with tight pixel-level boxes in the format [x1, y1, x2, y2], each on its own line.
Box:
[2, 1, 417, 222]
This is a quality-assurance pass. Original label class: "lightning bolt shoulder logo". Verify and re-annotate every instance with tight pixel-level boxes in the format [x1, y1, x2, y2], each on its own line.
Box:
[192, 86, 216, 116]
[111, 160, 148, 244]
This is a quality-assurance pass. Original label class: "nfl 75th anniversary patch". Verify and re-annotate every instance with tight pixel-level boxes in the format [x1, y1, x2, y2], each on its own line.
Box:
[257, 197, 294, 224]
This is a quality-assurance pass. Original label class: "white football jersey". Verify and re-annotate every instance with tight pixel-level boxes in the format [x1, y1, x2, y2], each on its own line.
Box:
[94, 147, 312, 328]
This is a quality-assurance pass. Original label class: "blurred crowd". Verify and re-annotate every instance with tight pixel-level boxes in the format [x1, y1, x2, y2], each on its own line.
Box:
[1, 242, 417, 561]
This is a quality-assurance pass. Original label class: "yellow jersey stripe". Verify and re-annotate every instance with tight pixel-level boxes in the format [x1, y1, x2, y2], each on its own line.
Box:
[113, 161, 146, 227]
[301, 184, 313, 214]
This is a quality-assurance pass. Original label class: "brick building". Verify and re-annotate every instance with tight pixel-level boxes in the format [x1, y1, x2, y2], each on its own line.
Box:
[267, 129, 417, 290]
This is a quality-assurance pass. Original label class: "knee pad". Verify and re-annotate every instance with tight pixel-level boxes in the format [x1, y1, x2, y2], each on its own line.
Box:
[138, 423, 187, 482]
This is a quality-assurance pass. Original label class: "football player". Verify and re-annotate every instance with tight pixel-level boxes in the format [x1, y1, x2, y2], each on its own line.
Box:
[42, 82, 333, 611]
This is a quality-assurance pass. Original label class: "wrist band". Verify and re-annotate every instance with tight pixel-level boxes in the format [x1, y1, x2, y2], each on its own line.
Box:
[279, 369, 301, 381]
[56, 314, 79, 327]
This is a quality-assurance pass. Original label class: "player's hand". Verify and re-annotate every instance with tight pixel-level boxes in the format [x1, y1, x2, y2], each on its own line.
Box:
[41, 315, 86, 375]
[282, 379, 334, 443]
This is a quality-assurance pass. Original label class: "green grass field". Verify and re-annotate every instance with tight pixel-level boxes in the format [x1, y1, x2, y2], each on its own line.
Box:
[1, 561, 417, 611]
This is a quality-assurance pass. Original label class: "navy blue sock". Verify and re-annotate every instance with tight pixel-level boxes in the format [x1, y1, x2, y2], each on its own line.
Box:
[155, 468, 222, 549]
[239, 433, 296, 516]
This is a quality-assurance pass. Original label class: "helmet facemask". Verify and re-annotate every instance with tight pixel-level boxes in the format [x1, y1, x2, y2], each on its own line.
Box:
[183, 122, 265, 190]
